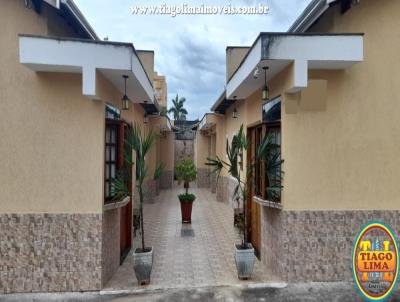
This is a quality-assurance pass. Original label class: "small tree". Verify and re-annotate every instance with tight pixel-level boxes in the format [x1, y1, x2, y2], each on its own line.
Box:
[206, 125, 283, 248]
[125, 123, 156, 252]
[176, 158, 197, 195]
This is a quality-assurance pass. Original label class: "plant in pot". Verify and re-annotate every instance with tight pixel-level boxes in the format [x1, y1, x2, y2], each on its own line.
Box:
[125, 123, 157, 285]
[175, 158, 197, 223]
[206, 125, 283, 279]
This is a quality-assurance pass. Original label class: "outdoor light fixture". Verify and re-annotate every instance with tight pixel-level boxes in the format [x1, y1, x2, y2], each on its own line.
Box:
[122, 75, 130, 110]
[262, 66, 269, 101]
[253, 65, 259, 79]
[232, 107, 238, 119]
[232, 96, 238, 119]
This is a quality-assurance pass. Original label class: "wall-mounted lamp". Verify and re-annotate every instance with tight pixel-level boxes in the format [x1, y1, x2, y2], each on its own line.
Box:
[232, 107, 238, 119]
[253, 65, 260, 79]
[262, 66, 269, 101]
[122, 75, 130, 110]
[232, 96, 238, 119]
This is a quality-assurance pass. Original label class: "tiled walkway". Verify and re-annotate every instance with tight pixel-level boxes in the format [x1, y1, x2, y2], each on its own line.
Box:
[103, 185, 279, 291]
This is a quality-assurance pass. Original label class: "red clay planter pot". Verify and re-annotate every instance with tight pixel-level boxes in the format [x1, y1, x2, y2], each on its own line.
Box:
[178, 194, 196, 223]
[180, 201, 193, 223]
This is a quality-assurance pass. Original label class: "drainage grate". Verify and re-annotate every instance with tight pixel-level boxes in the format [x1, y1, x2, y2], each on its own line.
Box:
[181, 229, 195, 237]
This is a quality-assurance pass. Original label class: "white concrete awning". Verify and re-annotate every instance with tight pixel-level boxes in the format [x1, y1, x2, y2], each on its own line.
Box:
[226, 33, 364, 99]
[198, 113, 217, 131]
[19, 35, 154, 103]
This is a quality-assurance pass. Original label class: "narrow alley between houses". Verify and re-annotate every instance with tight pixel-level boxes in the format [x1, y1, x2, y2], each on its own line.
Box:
[103, 184, 277, 291]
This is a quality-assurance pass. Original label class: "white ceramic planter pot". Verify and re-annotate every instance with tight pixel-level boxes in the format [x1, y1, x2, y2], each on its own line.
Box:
[234, 243, 255, 280]
[133, 247, 153, 285]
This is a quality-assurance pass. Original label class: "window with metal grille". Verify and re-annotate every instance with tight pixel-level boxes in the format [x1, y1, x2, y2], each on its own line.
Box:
[105, 122, 119, 200]
[251, 95, 282, 202]
[264, 124, 281, 202]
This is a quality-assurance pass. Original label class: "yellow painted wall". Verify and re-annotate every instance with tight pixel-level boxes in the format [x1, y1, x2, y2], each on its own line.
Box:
[195, 131, 210, 169]
[147, 116, 173, 179]
[213, 88, 263, 177]
[226, 47, 250, 82]
[137, 51, 155, 84]
[195, 114, 219, 169]
[160, 132, 174, 172]
[0, 1, 144, 213]
[153, 73, 168, 108]
[281, 0, 400, 210]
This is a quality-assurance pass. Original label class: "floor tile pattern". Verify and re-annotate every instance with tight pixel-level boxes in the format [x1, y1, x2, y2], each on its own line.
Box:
[104, 185, 278, 290]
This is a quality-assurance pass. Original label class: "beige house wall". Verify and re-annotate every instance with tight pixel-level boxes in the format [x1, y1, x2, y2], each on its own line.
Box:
[0, 0, 157, 214]
[160, 132, 174, 171]
[153, 73, 168, 108]
[214, 88, 262, 178]
[279, 0, 400, 211]
[195, 114, 218, 169]
[0, 0, 162, 292]
[147, 116, 173, 178]
[195, 131, 210, 169]
[0, 1, 125, 214]
[137, 51, 155, 85]
[226, 47, 250, 82]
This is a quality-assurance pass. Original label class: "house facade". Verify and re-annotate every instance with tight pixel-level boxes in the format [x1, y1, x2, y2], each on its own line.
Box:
[197, 0, 400, 282]
[0, 0, 172, 293]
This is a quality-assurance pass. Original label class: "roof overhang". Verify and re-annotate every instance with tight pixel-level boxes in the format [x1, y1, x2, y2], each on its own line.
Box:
[59, 0, 99, 40]
[142, 99, 160, 114]
[210, 90, 236, 114]
[288, 0, 336, 33]
[19, 35, 154, 103]
[226, 33, 363, 100]
[42, 0, 99, 40]
[198, 113, 217, 132]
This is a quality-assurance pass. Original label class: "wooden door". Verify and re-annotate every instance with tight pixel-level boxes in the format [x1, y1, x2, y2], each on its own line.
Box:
[118, 123, 132, 263]
[247, 126, 261, 259]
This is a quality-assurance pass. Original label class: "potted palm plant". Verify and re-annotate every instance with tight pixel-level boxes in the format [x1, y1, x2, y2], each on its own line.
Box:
[175, 158, 197, 223]
[206, 125, 283, 279]
[125, 123, 156, 285]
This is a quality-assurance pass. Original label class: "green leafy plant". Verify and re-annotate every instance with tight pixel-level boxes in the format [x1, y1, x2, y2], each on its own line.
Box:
[256, 132, 284, 202]
[206, 124, 284, 248]
[176, 158, 197, 196]
[125, 123, 157, 252]
[111, 171, 130, 201]
[154, 162, 165, 180]
[178, 193, 196, 203]
[111, 129, 134, 201]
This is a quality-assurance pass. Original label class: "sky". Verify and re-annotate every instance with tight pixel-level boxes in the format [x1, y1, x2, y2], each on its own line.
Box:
[75, 0, 311, 120]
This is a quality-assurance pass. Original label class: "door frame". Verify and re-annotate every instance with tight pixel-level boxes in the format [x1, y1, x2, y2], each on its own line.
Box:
[246, 125, 262, 259]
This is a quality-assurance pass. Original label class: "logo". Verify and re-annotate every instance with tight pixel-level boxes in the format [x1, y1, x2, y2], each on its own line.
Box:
[352, 221, 399, 301]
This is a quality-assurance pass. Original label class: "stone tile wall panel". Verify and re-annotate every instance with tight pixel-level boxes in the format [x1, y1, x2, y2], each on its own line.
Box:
[261, 209, 400, 282]
[197, 168, 210, 188]
[101, 209, 120, 287]
[0, 213, 102, 293]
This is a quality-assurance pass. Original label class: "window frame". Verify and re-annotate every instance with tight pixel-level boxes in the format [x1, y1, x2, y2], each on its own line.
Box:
[104, 118, 126, 203]
[263, 122, 281, 202]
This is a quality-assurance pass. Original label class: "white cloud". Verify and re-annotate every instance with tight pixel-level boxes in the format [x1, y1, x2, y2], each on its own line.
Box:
[75, 0, 311, 119]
